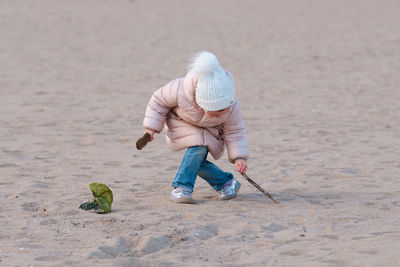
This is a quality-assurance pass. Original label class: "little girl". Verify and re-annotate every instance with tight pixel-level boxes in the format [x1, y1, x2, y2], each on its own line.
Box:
[142, 51, 249, 203]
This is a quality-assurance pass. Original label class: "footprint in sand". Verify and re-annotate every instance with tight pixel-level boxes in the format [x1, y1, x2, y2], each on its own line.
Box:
[32, 182, 51, 189]
[356, 249, 379, 255]
[262, 223, 288, 233]
[280, 249, 307, 256]
[34, 255, 62, 262]
[39, 219, 57, 226]
[320, 234, 339, 240]
[187, 224, 218, 241]
[137, 235, 174, 255]
[21, 202, 41, 212]
[0, 162, 19, 168]
[89, 237, 133, 259]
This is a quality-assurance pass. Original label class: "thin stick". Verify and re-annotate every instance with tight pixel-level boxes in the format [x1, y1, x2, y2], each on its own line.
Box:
[136, 133, 151, 150]
[241, 173, 280, 204]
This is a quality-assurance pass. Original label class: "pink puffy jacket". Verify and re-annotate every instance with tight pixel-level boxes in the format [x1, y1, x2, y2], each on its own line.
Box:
[143, 72, 249, 163]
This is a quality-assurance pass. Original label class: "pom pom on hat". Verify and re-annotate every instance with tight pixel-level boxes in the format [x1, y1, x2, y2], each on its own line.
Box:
[189, 51, 220, 79]
[188, 51, 235, 111]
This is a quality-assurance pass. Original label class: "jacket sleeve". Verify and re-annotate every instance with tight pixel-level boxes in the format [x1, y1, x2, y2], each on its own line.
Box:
[143, 79, 181, 133]
[223, 101, 249, 163]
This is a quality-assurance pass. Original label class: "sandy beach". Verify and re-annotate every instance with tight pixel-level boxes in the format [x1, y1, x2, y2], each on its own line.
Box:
[1, 0, 399, 266]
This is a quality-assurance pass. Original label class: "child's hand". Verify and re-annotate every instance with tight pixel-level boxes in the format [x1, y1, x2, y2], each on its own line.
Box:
[235, 159, 248, 174]
[144, 129, 155, 141]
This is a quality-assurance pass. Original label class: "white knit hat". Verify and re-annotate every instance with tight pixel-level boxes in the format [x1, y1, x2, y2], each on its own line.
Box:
[189, 51, 235, 111]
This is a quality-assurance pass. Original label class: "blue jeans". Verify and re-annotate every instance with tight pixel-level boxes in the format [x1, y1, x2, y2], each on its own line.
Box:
[172, 146, 234, 192]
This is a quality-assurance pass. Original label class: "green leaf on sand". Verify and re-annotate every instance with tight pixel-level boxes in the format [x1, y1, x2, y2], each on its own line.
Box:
[79, 183, 113, 214]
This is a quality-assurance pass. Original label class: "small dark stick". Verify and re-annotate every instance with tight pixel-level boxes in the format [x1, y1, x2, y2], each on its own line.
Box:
[241, 173, 280, 204]
[136, 133, 151, 150]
